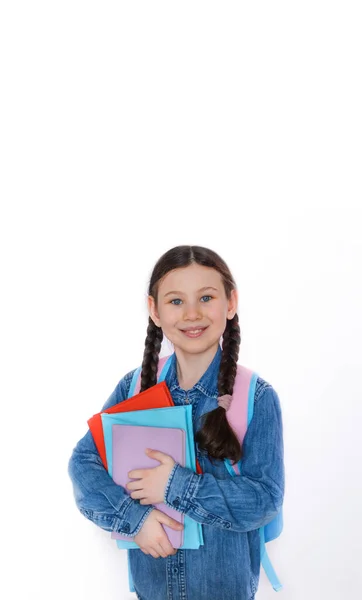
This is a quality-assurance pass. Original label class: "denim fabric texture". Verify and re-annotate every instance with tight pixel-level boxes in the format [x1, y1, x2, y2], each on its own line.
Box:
[68, 346, 284, 600]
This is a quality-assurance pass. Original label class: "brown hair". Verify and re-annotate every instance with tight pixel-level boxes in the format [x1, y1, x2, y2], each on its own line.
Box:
[140, 245, 241, 464]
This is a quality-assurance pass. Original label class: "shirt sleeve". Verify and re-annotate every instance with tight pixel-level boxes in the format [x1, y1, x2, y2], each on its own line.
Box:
[164, 384, 284, 533]
[68, 371, 154, 537]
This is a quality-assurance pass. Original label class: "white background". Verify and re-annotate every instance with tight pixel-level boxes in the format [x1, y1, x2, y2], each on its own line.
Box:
[1, 2, 361, 599]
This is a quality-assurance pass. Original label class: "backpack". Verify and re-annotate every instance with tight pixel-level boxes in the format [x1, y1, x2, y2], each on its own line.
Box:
[125, 355, 283, 593]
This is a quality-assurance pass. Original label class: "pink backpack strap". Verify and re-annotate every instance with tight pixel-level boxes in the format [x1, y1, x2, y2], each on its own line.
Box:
[133, 355, 171, 395]
[225, 364, 254, 475]
[227, 364, 253, 444]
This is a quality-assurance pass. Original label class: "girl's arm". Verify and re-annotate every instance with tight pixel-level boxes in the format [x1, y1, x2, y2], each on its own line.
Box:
[164, 384, 284, 533]
[68, 371, 154, 537]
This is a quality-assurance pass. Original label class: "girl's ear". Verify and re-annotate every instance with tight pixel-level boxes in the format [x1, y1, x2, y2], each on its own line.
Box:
[147, 295, 161, 328]
[227, 288, 238, 320]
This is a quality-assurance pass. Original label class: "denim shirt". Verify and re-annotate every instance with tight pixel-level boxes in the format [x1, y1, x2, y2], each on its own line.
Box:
[68, 346, 284, 600]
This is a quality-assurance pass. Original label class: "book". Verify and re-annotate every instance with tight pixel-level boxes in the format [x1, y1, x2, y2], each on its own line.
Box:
[111, 424, 186, 547]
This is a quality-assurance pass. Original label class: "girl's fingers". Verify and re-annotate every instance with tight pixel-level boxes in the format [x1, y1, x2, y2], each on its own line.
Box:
[155, 542, 167, 558]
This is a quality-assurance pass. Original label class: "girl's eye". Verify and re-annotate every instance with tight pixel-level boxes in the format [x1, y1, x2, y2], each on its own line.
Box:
[170, 296, 212, 305]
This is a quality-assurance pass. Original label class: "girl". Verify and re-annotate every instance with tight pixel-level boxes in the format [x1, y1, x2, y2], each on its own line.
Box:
[68, 245, 284, 600]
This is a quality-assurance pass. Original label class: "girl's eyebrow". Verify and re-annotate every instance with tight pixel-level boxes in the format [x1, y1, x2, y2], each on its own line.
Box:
[164, 286, 218, 297]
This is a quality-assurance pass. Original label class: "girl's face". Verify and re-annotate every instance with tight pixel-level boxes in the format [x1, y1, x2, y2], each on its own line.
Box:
[148, 263, 237, 358]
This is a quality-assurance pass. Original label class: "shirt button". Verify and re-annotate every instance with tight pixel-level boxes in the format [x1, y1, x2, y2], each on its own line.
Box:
[173, 567, 178, 573]
[173, 497, 180, 507]
[123, 523, 130, 533]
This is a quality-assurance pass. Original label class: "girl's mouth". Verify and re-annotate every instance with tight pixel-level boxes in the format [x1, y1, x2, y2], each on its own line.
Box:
[181, 327, 208, 338]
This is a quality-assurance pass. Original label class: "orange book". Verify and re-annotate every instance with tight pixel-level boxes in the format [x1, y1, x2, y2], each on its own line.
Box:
[87, 381, 174, 470]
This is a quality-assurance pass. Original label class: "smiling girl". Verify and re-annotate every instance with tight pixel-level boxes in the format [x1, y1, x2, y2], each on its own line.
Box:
[68, 245, 284, 600]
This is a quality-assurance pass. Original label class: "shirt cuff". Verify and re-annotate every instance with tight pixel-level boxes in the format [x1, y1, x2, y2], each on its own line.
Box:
[164, 463, 200, 513]
[114, 496, 155, 536]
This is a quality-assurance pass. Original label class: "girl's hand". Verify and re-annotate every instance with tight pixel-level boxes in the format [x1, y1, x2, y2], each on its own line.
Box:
[134, 509, 183, 558]
[126, 449, 176, 505]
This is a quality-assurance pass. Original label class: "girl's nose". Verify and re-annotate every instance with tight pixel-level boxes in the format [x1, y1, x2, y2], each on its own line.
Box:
[183, 302, 202, 320]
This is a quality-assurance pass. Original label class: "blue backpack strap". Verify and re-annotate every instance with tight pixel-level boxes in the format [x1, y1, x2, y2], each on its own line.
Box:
[259, 527, 283, 592]
[247, 379, 283, 592]
[158, 355, 173, 382]
[247, 373, 258, 426]
[127, 366, 142, 399]
[126, 356, 173, 593]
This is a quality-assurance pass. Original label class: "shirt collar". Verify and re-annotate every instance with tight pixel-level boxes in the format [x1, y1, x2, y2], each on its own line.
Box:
[165, 344, 222, 399]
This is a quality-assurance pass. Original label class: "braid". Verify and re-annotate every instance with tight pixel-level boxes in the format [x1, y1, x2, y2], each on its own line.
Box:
[195, 314, 242, 463]
[140, 317, 163, 392]
[218, 313, 241, 395]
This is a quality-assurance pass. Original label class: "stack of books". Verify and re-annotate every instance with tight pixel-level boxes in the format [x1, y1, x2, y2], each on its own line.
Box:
[88, 381, 204, 551]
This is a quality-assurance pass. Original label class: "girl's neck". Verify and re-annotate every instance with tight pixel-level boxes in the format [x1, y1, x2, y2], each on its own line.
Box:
[175, 343, 219, 391]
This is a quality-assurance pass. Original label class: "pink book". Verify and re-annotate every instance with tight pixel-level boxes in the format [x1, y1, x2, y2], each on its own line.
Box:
[111, 424, 185, 548]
